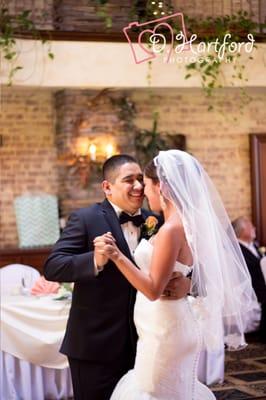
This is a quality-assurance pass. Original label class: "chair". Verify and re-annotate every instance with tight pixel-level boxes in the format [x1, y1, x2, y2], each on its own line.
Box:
[198, 348, 225, 385]
[244, 300, 261, 333]
[187, 297, 225, 385]
[197, 315, 225, 385]
[0, 263, 40, 295]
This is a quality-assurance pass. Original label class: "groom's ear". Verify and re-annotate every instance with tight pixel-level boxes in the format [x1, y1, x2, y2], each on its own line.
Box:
[102, 180, 112, 196]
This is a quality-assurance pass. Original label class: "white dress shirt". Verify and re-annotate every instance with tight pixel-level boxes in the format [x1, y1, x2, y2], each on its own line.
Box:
[94, 201, 142, 275]
[238, 239, 261, 258]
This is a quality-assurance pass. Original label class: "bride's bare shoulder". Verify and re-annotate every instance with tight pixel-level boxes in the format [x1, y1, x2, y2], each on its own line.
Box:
[157, 216, 184, 240]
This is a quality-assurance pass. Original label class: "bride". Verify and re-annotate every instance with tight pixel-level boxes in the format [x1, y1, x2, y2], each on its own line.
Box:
[100, 150, 256, 400]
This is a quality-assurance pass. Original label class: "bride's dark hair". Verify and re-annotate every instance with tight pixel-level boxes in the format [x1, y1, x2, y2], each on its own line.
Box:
[144, 159, 159, 183]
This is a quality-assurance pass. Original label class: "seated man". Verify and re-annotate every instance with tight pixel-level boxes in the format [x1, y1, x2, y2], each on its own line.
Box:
[232, 216, 266, 343]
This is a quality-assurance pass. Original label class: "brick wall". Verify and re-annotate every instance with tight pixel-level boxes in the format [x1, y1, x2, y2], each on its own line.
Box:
[172, 0, 260, 20]
[5, 0, 262, 33]
[7, 0, 54, 30]
[131, 87, 266, 219]
[54, 0, 133, 32]
[0, 86, 265, 248]
[55, 89, 136, 216]
[0, 87, 58, 248]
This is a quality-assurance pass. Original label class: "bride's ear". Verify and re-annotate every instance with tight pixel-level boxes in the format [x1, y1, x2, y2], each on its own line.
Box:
[156, 181, 161, 194]
[159, 192, 167, 211]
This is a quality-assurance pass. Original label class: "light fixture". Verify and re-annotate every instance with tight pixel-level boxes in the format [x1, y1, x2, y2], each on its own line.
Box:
[59, 135, 119, 189]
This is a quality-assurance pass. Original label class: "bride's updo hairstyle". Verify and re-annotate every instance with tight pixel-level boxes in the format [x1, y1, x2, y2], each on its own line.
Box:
[144, 160, 159, 184]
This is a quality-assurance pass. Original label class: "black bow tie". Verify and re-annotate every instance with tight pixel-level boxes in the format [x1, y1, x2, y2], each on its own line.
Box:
[119, 212, 144, 227]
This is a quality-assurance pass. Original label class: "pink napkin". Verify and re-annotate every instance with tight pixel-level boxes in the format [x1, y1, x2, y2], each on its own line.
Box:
[31, 276, 60, 295]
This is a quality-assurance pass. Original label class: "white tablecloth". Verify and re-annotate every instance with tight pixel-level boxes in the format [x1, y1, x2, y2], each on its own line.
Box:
[1, 294, 73, 399]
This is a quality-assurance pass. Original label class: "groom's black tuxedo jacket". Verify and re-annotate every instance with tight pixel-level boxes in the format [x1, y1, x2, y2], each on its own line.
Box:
[44, 199, 155, 365]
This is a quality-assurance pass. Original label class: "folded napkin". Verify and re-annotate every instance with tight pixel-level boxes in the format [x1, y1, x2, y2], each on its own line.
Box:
[31, 276, 60, 295]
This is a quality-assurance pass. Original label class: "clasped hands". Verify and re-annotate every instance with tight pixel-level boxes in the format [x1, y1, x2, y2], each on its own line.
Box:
[94, 232, 121, 264]
[93, 233, 191, 300]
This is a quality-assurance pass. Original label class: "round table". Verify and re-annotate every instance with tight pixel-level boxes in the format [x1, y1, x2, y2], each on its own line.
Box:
[1, 294, 73, 399]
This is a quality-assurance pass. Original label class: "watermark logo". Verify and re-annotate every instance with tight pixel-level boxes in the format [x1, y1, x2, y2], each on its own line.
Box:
[123, 12, 255, 65]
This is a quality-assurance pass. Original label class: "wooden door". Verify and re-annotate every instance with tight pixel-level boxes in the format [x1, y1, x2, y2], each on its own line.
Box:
[250, 134, 266, 244]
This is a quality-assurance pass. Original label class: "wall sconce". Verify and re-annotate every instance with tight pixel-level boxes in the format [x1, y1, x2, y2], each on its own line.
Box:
[59, 136, 119, 189]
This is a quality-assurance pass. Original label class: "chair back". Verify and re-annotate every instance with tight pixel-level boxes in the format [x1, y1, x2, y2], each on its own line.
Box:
[0, 264, 40, 295]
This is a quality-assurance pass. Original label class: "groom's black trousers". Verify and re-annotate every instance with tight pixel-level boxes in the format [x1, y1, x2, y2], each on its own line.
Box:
[68, 356, 131, 400]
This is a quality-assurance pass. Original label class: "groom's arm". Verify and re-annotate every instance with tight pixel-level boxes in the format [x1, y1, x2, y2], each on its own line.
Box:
[44, 210, 97, 283]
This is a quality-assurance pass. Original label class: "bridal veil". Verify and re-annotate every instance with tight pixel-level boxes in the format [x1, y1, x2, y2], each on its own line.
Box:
[154, 150, 257, 351]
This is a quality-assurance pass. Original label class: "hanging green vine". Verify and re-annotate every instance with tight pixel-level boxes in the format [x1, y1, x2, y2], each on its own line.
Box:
[93, 0, 112, 28]
[0, 6, 53, 85]
[94, 0, 174, 29]
[92, 2, 264, 113]
[135, 112, 186, 166]
[184, 11, 261, 111]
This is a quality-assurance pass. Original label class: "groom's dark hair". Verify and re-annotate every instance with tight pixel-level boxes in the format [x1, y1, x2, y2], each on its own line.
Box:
[102, 154, 138, 182]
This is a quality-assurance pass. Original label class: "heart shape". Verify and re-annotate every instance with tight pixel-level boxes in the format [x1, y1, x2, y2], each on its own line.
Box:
[138, 22, 174, 63]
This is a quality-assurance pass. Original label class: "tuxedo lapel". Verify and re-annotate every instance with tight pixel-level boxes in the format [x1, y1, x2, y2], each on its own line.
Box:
[101, 199, 133, 262]
[241, 243, 260, 260]
[240, 243, 260, 263]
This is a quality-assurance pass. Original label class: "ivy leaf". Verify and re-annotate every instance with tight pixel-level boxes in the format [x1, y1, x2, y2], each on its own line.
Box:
[10, 66, 23, 73]
[20, 10, 31, 19]
[4, 51, 16, 60]
[105, 16, 112, 28]
[186, 62, 197, 70]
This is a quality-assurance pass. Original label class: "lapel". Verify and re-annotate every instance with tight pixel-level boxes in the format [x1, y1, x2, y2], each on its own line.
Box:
[240, 243, 260, 262]
[101, 199, 133, 262]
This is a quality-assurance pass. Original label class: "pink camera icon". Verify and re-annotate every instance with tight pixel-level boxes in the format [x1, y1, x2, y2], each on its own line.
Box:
[123, 12, 188, 64]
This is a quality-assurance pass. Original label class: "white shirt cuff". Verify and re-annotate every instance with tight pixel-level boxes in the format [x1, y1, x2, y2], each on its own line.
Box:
[94, 256, 104, 276]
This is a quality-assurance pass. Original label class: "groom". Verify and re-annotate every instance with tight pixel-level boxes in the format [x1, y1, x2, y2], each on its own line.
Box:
[44, 154, 190, 400]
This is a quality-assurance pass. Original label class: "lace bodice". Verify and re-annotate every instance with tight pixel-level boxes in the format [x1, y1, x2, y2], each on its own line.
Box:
[134, 238, 192, 277]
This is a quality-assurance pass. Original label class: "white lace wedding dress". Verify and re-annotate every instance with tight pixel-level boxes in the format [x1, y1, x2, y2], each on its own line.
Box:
[110, 239, 216, 400]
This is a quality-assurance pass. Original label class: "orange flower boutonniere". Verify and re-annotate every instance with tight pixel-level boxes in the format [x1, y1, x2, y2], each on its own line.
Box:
[142, 216, 159, 238]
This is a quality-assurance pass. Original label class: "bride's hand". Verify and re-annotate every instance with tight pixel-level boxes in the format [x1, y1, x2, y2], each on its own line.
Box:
[100, 233, 121, 262]
[93, 233, 119, 263]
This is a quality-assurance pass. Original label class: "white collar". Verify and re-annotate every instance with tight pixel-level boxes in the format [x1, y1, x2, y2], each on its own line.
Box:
[108, 200, 141, 218]
[238, 239, 253, 248]
[238, 240, 260, 258]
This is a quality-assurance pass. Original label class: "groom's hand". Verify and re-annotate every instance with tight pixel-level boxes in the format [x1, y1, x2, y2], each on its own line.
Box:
[161, 272, 191, 300]
[93, 234, 111, 268]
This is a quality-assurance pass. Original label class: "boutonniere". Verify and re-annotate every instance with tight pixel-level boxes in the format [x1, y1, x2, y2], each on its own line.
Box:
[142, 216, 159, 238]
[258, 246, 266, 256]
